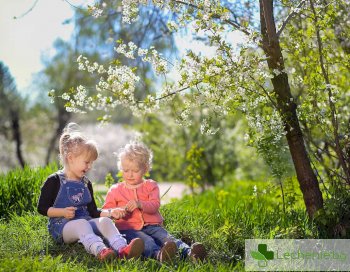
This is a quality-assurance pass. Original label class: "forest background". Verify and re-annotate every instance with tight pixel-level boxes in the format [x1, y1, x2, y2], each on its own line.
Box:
[1, 1, 350, 270]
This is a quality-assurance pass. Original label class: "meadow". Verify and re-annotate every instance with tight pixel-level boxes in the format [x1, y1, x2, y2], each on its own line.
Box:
[0, 165, 317, 271]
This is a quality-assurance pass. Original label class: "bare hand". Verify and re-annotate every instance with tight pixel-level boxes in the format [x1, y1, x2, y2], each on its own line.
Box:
[64, 206, 77, 219]
[110, 208, 127, 219]
[125, 200, 141, 212]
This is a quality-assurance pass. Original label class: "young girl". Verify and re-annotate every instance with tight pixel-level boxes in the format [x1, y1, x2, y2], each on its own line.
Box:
[37, 123, 144, 261]
[103, 141, 207, 262]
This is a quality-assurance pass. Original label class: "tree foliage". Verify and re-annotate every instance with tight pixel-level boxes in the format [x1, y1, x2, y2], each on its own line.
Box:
[136, 102, 251, 185]
[52, 0, 350, 219]
[0, 62, 26, 168]
[39, 0, 177, 163]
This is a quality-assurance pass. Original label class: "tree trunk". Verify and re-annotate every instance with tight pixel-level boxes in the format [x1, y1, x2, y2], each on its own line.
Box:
[45, 108, 71, 165]
[10, 109, 26, 168]
[260, 0, 323, 217]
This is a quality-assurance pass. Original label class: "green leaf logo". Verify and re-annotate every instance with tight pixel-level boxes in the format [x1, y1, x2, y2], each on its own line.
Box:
[250, 244, 274, 268]
[251, 250, 267, 261]
[258, 244, 274, 260]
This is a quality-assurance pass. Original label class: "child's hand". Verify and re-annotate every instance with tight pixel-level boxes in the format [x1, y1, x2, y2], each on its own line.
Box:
[64, 206, 77, 219]
[125, 200, 141, 212]
[111, 208, 127, 219]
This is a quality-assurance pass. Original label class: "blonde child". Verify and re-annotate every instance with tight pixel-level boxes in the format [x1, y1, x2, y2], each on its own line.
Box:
[37, 123, 144, 261]
[103, 141, 207, 262]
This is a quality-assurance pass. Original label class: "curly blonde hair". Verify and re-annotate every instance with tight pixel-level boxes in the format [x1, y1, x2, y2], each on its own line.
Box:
[117, 141, 153, 173]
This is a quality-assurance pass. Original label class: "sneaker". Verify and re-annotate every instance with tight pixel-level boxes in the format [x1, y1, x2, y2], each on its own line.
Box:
[157, 241, 177, 263]
[97, 248, 116, 261]
[189, 242, 207, 262]
[118, 238, 144, 259]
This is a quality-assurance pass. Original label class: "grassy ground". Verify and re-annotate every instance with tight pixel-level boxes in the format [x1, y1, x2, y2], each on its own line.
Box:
[0, 172, 315, 271]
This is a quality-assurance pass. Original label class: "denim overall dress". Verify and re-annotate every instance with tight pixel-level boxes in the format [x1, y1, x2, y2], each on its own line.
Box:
[48, 172, 92, 243]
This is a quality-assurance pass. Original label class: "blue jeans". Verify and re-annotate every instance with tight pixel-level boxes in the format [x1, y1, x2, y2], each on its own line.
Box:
[120, 225, 190, 258]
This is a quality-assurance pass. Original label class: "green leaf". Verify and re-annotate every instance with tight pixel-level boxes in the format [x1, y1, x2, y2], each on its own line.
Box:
[250, 251, 267, 261]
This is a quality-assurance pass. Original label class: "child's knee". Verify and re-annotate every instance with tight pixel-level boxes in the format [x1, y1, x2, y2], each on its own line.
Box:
[98, 216, 114, 226]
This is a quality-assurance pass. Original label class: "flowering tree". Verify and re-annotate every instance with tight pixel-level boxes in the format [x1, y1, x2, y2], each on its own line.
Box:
[41, 0, 175, 162]
[52, 0, 350, 218]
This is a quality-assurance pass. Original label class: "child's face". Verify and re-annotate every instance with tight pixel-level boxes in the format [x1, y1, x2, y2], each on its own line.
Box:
[67, 150, 95, 180]
[121, 159, 144, 186]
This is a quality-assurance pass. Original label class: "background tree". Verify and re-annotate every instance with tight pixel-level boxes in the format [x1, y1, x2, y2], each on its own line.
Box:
[38, 0, 177, 164]
[258, 0, 323, 217]
[40, 40, 76, 164]
[53, 1, 350, 220]
[0, 62, 26, 168]
[136, 99, 270, 188]
[277, 0, 350, 186]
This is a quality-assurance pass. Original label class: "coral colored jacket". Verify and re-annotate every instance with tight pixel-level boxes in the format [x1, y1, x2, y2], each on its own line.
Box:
[103, 179, 163, 230]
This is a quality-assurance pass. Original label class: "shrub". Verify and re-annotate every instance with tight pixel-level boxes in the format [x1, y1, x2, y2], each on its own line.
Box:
[0, 164, 57, 219]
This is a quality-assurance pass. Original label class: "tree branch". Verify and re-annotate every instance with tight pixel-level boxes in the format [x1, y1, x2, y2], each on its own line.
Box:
[154, 85, 191, 101]
[174, 0, 198, 9]
[277, 0, 306, 37]
[63, 0, 86, 11]
[249, 75, 278, 109]
[14, 0, 39, 19]
[174, 0, 251, 36]
[310, 0, 350, 184]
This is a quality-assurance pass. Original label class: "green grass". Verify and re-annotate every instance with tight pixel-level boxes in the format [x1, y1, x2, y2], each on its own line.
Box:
[0, 211, 238, 271]
[0, 164, 58, 219]
[0, 167, 317, 271]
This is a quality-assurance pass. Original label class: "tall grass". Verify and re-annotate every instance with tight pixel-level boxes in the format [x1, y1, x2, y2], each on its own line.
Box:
[0, 164, 57, 220]
[0, 166, 317, 271]
[161, 180, 315, 264]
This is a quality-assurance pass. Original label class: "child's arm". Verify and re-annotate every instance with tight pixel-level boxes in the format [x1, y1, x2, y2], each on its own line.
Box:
[37, 174, 78, 219]
[125, 200, 141, 212]
[47, 206, 77, 219]
[136, 181, 161, 213]
[37, 175, 59, 217]
[102, 185, 127, 219]
[103, 186, 119, 209]
[87, 182, 123, 218]
[109, 207, 127, 219]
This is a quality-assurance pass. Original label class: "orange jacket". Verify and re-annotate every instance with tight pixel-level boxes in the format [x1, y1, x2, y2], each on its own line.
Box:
[103, 179, 163, 230]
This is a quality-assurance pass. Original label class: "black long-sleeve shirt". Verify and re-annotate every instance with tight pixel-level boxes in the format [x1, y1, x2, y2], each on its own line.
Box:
[37, 173, 101, 218]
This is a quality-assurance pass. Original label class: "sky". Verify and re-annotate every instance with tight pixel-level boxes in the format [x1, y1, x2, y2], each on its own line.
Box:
[0, 0, 87, 93]
[0, 1, 245, 96]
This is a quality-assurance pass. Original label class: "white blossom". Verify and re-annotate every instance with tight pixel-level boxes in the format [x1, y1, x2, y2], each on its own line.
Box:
[91, 7, 103, 18]
[61, 93, 70, 100]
